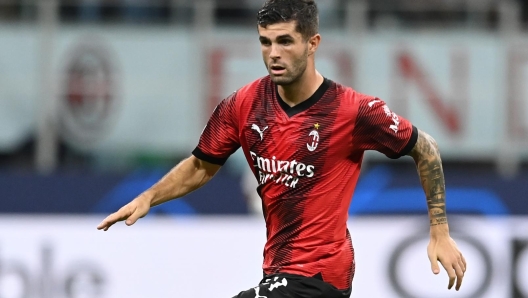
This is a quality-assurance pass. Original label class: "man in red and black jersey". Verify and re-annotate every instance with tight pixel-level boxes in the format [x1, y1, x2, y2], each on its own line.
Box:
[97, 0, 467, 297]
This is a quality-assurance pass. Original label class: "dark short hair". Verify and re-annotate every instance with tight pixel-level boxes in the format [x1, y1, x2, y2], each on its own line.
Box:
[257, 0, 319, 40]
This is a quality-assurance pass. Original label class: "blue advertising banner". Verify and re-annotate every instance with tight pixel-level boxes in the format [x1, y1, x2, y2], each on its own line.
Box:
[0, 163, 526, 215]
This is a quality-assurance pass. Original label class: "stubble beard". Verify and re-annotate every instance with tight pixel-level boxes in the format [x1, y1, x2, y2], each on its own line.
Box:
[268, 49, 309, 86]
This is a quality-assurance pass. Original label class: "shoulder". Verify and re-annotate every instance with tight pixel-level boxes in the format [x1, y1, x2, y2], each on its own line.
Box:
[330, 80, 376, 107]
[227, 76, 272, 113]
[220, 76, 271, 117]
[236, 76, 272, 99]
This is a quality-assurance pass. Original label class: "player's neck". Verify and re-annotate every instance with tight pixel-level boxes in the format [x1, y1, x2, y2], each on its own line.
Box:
[278, 70, 324, 107]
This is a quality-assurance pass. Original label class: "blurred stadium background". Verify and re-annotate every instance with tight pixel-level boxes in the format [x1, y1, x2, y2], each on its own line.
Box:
[0, 0, 527, 297]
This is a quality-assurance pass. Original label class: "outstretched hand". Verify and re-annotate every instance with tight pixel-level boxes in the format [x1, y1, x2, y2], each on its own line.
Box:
[428, 236, 467, 291]
[97, 195, 151, 231]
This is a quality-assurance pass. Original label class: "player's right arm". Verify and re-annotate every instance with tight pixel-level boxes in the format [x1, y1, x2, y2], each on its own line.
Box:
[97, 90, 241, 231]
[96, 156, 221, 231]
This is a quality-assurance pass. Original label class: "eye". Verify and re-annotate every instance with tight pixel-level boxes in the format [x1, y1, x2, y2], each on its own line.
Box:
[280, 40, 292, 46]
[260, 39, 271, 46]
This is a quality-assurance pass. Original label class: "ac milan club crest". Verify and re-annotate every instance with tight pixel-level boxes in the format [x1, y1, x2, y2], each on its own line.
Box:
[59, 37, 120, 150]
[306, 123, 320, 152]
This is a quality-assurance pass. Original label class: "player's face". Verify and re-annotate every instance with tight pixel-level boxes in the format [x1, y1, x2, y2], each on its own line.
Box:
[258, 21, 310, 86]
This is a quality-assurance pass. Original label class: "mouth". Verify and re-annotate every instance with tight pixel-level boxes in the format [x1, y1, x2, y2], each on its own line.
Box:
[270, 65, 286, 75]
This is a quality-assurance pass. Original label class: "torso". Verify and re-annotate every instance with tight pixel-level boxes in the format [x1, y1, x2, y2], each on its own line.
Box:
[236, 77, 360, 290]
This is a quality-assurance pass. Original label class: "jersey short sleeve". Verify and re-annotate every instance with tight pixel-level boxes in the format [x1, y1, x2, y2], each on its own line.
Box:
[352, 96, 418, 159]
[192, 92, 241, 165]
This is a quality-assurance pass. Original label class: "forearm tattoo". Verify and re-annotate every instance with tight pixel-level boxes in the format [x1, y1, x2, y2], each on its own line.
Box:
[409, 130, 447, 226]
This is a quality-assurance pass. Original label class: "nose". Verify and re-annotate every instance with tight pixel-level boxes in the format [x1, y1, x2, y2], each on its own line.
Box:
[269, 44, 280, 60]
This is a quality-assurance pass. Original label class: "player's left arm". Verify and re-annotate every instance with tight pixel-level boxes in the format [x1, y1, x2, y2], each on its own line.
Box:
[407, 129, 467, 291]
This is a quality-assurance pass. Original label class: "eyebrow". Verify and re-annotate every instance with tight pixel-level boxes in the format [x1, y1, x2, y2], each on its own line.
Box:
[276, 34, 294, 40]
[259, 34, 294, 42]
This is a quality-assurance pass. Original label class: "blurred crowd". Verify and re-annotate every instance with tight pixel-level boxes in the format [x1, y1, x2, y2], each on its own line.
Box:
[0, 0, 527, 29]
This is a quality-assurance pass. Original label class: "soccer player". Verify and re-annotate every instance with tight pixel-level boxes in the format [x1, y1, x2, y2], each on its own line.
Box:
[97, 0, 467, 297]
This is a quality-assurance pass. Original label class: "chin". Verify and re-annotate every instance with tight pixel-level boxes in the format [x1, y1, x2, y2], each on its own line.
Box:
[271, 76, 295, 86]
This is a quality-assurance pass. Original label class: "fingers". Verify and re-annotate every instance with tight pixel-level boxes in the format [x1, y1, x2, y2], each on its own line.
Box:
[455, 253, 467, 291]
[125, 208, 144, 226]
[461, 254, 467, 272]
[440, 255, 465, 291]
[441, 262, 456, 290]
[429, 238, 466, 291]
[97, 211, 127, 231]
[96, 198, 150, 231]
[428, 251, 440, 274]
[453, 262, 464, 291]
[96, 205, 135, 231]
[97, 218, 114, 231]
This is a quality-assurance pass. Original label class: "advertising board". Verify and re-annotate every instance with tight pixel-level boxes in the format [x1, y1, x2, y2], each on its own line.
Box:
[0, 28, 527, 161]
[0, 216, 523, 298]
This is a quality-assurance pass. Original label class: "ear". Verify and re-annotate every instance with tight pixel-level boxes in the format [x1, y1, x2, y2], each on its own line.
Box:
[308, 34, 321, 56]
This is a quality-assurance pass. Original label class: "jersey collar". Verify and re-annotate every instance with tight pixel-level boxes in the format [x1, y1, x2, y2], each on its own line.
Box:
[275, 78, 331, 118]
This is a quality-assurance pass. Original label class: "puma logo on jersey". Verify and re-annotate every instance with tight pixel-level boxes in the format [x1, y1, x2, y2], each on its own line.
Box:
[251, 124, 269, 140]
[368, 99, 382, 107]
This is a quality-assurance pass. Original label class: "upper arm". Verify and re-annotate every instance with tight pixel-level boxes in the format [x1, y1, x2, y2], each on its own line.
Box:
[192, 91, 241, 165]
[352, 96, 418, 159]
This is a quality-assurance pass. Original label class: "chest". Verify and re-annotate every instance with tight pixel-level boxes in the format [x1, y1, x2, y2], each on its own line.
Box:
[241, 104, 356, 166]
[244, 111, 327, 151]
